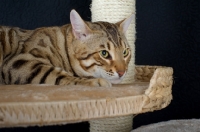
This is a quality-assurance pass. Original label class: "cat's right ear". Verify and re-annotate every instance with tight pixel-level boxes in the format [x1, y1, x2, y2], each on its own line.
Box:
[70, 10, 92, 40]
[117, 14, 135, 34]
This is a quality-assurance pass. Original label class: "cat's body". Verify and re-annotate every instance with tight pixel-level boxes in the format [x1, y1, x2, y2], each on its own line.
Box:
[0, 10, 134, 87]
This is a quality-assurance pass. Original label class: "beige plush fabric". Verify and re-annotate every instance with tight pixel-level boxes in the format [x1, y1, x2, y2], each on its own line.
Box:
[132, 119, 200, 132]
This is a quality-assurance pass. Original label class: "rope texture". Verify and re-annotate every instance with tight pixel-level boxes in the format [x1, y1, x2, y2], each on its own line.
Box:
[90, 115, 134, 132]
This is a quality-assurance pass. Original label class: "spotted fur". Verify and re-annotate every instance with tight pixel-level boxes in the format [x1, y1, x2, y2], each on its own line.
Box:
[0, 10, 134, 87]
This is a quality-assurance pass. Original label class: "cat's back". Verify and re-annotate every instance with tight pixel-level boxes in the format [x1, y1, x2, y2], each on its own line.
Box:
[0, 24, 70, 42]
[0, 24, 71, 70]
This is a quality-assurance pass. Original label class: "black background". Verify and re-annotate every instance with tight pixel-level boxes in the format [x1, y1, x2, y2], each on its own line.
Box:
[0, 0, 200, 131]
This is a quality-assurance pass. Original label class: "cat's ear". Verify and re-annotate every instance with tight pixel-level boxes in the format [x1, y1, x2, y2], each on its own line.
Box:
[117, 14, 135, 34]
[70, 9, 91, 40]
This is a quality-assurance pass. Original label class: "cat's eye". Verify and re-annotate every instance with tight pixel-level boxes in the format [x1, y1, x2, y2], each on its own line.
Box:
[123, 48, 129, 57]
[99, 50, 110, 59]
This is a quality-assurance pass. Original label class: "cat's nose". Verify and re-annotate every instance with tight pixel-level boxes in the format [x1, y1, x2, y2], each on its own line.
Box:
[117, 71, 125, 77]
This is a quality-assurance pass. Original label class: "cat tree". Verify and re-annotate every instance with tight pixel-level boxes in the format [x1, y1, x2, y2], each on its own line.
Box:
[0, 0, 173, 132]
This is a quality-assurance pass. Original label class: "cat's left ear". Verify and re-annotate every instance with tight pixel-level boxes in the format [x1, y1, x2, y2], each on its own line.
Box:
[117, 14, 135, 34]
[70, 9, 92, 40]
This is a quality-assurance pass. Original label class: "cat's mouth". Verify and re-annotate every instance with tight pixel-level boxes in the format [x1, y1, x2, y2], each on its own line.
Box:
[96, 68, 126, 84]
[108, 72, 127, 84]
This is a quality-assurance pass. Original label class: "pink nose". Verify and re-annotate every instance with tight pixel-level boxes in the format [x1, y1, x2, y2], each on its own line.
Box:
[117, 71, 125, 77]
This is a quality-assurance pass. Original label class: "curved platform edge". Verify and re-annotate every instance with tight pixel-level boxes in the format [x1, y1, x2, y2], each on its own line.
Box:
[0, 66, 173, 128]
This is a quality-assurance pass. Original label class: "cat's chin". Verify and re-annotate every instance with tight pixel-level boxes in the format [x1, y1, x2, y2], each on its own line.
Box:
[108, 79, 122, 84]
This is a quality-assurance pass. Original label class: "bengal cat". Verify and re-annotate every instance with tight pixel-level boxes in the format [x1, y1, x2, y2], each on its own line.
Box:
[0, 10, 134, 87]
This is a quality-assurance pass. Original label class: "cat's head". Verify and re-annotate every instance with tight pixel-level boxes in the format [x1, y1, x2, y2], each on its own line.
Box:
[68, 10, 134, 84]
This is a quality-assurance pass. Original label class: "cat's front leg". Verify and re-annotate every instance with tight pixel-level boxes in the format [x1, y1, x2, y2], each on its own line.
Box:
[4, 62, 111, 87]
[2, 58, 112, 87]
[32, 65, 112, 87]
[49, 68, 112, 87]
[39, 66, 113, 87]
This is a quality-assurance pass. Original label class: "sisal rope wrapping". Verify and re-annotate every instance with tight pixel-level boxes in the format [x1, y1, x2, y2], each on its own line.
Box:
[91, 0, 136, 84]
[90, 0, 135, 131]
[90, 115, 134, 132]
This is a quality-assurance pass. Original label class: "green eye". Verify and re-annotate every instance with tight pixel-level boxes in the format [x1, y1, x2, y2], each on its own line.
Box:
[123, 48, 129, 57]
[99, 50, 110, 58]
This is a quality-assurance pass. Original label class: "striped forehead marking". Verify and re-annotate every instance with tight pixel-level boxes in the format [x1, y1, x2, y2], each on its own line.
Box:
[105, 23, 119, 46]
[95, 22, 122, 47]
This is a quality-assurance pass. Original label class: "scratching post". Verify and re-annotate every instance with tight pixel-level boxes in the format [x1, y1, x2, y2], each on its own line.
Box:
[90, 0, 136, 131]
[90, 115, 134, 132]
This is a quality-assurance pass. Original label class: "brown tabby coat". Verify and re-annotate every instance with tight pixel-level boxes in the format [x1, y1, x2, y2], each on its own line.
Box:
[0, 10, 134, 87]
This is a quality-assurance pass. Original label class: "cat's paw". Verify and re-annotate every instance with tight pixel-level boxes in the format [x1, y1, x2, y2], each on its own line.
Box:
[87, 78, 112, 87]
